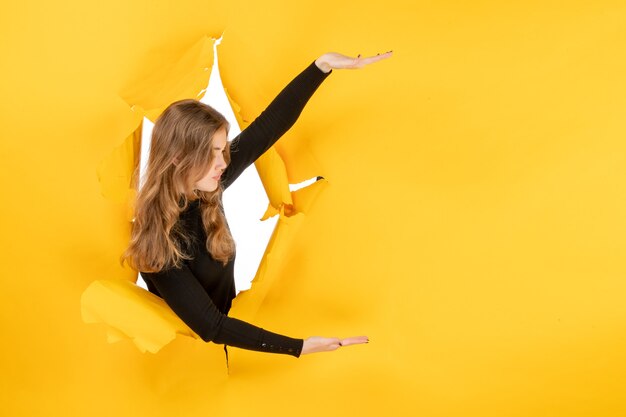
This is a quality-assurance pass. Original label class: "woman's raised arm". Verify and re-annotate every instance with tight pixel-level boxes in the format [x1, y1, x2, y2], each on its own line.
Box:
[220, 51, 392, 189]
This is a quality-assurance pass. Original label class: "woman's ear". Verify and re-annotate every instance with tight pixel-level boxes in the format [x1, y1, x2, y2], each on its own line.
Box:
[172, 157, 179, 166]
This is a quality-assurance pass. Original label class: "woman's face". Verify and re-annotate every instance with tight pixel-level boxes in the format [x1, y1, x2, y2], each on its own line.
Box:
[194, 127, 228, 192]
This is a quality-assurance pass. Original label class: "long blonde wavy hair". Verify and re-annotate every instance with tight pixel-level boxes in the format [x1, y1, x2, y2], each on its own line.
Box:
[121, 99, 236, 272]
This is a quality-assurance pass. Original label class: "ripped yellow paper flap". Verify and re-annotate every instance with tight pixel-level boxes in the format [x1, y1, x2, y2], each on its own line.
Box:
[255, 148, 294, 220]
[81, 279, 200, 353]
[96, 125, 141, 221]
[119, 35, 215, 122]
[232, 178, 327, 318]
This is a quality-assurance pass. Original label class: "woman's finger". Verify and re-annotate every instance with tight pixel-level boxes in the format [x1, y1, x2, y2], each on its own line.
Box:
[338, 336, 370, 346]
[357, 51, 393, 67]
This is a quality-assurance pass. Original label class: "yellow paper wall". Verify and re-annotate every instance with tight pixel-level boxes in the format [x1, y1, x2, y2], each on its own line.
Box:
[2, 1, 626, 416]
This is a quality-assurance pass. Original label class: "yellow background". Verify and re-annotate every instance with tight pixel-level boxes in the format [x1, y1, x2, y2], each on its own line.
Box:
[2, 0, 626, 416]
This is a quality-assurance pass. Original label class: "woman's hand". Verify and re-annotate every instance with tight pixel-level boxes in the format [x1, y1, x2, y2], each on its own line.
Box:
[315, 51, 393, 73]
[301, 335, 369, 355]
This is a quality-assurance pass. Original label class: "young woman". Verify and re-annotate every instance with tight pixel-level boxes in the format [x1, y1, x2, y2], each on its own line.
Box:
[122, 51, 392, 357]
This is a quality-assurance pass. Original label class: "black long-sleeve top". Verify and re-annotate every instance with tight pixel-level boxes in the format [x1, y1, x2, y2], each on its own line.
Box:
[140, 61, 331, 358]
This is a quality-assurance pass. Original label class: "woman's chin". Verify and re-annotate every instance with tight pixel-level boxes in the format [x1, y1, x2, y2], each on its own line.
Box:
[195, 181, 218, 193]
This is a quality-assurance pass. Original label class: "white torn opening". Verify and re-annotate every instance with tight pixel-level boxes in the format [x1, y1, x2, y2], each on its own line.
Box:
[289, 176, 323, 192]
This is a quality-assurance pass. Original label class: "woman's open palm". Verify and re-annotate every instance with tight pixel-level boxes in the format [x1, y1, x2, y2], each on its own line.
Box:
[315, 51, 392, 72]
[301, 335, 369, 355]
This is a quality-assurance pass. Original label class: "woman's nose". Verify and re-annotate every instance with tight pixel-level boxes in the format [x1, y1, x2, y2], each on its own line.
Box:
[217, 155, 227, 170]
